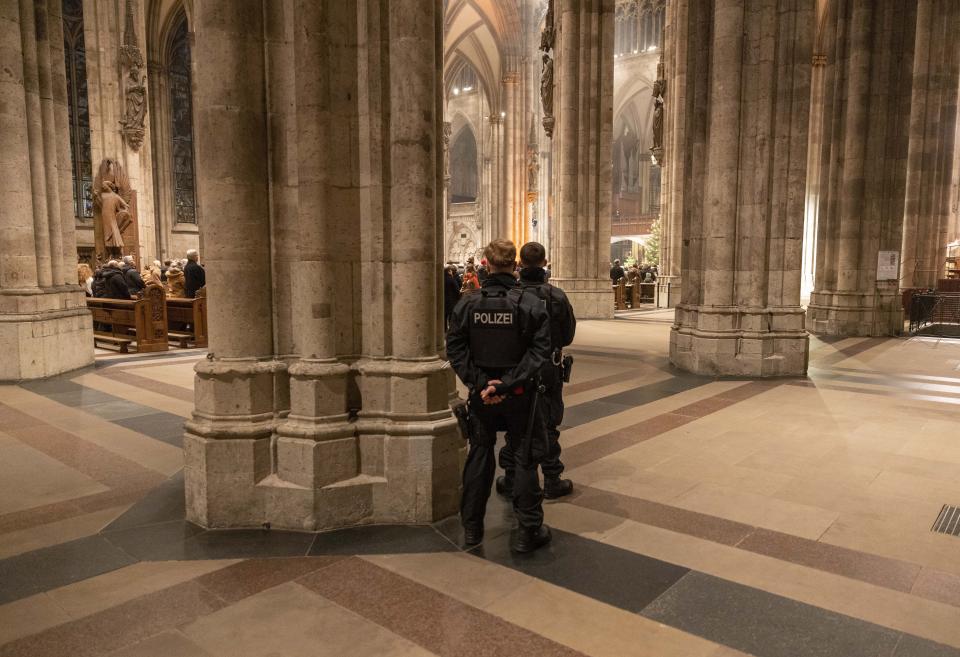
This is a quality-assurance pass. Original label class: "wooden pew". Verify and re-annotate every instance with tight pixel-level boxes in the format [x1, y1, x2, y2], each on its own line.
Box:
[166, 286, 208, 348]
[87, 283, 169, 353]
[614, 280, 626, 310]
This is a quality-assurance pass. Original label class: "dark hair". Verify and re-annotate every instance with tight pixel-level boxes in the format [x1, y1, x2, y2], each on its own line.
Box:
[519, 242, 547, 267]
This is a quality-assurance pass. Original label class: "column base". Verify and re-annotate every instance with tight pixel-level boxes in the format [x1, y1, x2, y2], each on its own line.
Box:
[806, 287, 902, 336]
[669, 304, 809, 377]
[550, 278, 614, 319]
[185, 357, 463, 531]
[0, 288, 94, 381]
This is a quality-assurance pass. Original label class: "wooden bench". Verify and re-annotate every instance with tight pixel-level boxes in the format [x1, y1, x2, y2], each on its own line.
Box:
[87, 283, 169, 353]
[166, 286, 208, 348]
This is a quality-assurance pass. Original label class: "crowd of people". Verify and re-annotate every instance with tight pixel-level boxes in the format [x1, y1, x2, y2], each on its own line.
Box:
[77, 250, 206, 301]
[610, 259, 658, 285]
[444, 255, 553, 328]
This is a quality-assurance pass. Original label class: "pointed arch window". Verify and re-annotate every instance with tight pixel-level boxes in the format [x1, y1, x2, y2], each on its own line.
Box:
[168, 13, 196, 224]
[62, 0, 93, 219]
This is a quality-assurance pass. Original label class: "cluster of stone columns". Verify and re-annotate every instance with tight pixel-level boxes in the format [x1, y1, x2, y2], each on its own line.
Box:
[185, 0, 461, 530]
[899, 0, 960, 290]
[1, 0, 93, 381]
[807, 0, 919, 336]
[667, 0, 813, 377]
[549, 0, 616, 319]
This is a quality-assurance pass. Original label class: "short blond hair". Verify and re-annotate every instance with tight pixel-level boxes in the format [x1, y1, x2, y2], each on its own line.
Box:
[483, 239, 516, 271]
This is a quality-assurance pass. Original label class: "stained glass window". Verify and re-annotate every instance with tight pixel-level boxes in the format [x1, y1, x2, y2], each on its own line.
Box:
[168, 14, 197, 224]
[62, 0, 93, 219]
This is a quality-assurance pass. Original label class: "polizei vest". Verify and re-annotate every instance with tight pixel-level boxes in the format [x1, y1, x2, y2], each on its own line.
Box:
[468, 288, 524, 370]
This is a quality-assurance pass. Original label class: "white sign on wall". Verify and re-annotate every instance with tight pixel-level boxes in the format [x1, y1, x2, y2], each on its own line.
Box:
[877, 251, 900, 281]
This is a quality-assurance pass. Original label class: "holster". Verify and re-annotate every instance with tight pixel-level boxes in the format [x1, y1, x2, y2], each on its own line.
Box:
[561, 355, 574, 383]
[452, 401, 473, 442]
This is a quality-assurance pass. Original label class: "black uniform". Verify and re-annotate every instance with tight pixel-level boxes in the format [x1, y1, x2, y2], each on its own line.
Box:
[446, 272, 552, 535]
[500, 267, 576, 484]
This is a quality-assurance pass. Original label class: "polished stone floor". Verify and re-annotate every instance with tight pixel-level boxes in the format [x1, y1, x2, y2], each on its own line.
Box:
[2, 319, 960, 656]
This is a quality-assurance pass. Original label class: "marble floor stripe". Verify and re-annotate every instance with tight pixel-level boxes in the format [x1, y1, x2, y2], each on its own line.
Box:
[547, 504, 960, 651]
[812, 337, 888, 366]
[562, 380, 778, 470]
[0, 404, 166, 491]
[0, 536, 138, 605]
[642, 572, 905, 657]
[485, 509, 960, 657]
[300, 556, 588, 657]
[570, 486, 926, 595]
[477, 527, 690, 613]
[98, 369, 195, 402]
[0, 557, 342, 657]
[365, 551, 747, 657]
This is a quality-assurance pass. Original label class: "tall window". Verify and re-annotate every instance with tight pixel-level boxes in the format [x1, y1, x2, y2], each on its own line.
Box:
[168, 14, 197, 224]
[450, 127, 478, 203]
[62, 0, 92, 219]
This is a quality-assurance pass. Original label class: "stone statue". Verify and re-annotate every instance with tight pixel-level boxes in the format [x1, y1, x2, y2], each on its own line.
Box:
[119, 0, 146, 150]
[527, 146, 540, 192]
[650, 56, 666, 166]
[442, 121, 452, 186]
[120, 67, 147, 149]
[541, 54, 554, 118]
[651, 97, 664, 150]
[100, 181, 130, 250]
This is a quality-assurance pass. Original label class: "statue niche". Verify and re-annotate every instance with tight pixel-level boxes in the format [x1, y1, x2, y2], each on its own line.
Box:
[93, 158, 140, 265]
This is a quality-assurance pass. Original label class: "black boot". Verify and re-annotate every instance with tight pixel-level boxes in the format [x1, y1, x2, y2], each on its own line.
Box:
[511, 525, 552, 553]
[463, 524, 484, 546]
[495, 475, 514, 497]
[543, 477, 573, 499]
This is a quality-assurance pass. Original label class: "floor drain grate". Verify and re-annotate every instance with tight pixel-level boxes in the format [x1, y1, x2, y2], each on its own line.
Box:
[932, 505, 960, 536]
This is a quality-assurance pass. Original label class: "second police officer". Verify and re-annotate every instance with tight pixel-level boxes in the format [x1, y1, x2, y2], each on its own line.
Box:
[447, 239, 553, 553]
[496, 241, 576, 500]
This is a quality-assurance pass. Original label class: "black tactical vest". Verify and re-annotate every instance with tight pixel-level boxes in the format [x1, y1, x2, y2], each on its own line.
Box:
[468, 288, 524, 370]
[526, 283, 564, 351]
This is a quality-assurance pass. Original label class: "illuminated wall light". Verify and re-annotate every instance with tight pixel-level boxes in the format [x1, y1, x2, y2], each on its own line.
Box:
[500, 111, 506, 118]
[453, 87, 460, 95]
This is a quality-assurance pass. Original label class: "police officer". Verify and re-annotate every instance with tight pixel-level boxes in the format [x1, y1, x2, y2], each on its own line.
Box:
[496, 242, 576, 499]
[447, 239, 553, 553]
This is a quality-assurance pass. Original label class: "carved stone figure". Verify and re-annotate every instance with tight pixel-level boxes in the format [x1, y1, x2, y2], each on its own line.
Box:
[100, 181, 130, 250]
[442, 121, 452, 186]
[650, 56, 666, 166]
[541, 54, 554, 118]
[119, 0, 146, 150]
[527, 145, 539, 192]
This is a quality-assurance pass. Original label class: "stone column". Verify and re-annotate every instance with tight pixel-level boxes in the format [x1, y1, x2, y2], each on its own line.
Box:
[807, 0, 917, 336]
[657, 0, 688, 309]
[550, 0, 615, 319]
[185, 0, 278, 527]
[184, 0, 460, 531]
[0, 0, 93, 381]
[670, 0, 813, 377]
[353, 0, 461, 524]
[900, 0, 960, 289]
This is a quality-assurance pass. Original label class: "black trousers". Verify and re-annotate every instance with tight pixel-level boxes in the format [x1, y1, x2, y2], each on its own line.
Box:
[460, 389, 546, 531]
[500, 365, 564, 481]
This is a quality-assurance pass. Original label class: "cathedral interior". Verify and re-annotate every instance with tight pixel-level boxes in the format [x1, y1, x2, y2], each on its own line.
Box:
[2, 0, 960, 655]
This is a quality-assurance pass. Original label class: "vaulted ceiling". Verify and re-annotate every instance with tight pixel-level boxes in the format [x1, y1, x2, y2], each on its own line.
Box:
[444, 0, 524, 108]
